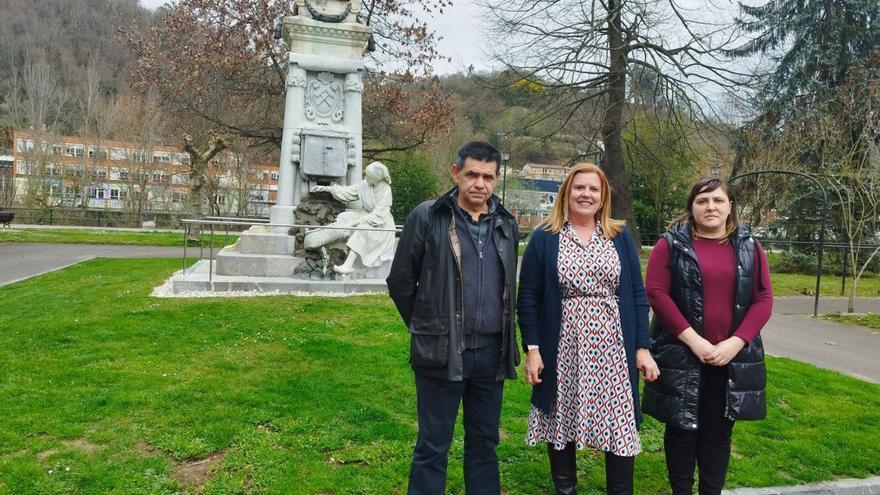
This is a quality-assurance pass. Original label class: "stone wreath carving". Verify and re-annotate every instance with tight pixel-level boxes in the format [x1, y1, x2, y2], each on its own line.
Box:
[304, 72, 344, 123]
[286, 71, 307, 89]
[305, 0, 352, 23]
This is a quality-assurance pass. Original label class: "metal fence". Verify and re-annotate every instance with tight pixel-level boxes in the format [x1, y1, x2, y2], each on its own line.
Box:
[0, 207, 265, 230]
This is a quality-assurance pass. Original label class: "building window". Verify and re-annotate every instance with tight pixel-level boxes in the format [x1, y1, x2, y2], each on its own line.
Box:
[110, 189, 121, 200]
[151, 172, 170, 184]
[89, 187, 106, 199]
[214, 194, 226, 205]
[65, 144, 84, 158]
[132, 150, 149, 163]
[710, 164, 721, 177]
[270, 171, 279, 180]
[17, 139, 35, 152]
[49, 144, 63, 155]
[110, 148, 128, 160]
[172, 192, 187, 203]
[153, 153, 171, 163]
[87, 147, 108, 160]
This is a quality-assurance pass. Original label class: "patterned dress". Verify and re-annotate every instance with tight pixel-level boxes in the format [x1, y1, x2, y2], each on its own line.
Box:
[526, 223, 641, 456]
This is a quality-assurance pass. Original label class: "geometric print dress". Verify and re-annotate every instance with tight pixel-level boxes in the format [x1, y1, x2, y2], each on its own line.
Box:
[525, 222, 641, 457]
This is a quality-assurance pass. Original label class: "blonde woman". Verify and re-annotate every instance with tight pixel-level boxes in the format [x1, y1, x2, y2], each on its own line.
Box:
[518, 163, 659, 495]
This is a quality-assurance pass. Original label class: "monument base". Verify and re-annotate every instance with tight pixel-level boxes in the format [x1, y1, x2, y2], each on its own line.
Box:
[269, 205, 297, 235]
[166, 260, 387, 295]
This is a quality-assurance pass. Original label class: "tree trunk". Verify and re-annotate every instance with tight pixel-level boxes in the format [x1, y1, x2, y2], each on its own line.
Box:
[602, 0, 641, 249]
[182, 133, 227, 219]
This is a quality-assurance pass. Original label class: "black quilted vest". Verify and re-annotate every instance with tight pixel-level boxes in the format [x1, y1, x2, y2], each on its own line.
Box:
[642, 223, 767, 430]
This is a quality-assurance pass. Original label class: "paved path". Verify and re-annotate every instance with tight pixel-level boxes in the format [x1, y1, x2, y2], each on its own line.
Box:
[0, 243, 193, 287]
[773, 295, 880, 314]
[763, 296, 880, 384]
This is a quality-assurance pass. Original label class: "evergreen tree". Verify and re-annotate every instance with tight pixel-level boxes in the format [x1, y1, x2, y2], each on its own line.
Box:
[729, 0, 880, 110]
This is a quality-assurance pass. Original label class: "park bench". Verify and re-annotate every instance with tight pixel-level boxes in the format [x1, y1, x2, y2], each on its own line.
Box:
[0, 211, 14, 228]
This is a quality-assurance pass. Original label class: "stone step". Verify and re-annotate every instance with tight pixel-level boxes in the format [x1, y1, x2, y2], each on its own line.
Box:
[214, 248, 303, 277]
[238, 231, 295, 255]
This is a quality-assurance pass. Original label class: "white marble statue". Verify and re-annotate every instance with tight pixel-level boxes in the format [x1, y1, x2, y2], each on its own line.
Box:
[304, 161, 396, 274]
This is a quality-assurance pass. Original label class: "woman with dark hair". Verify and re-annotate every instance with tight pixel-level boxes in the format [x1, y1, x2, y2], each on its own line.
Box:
[642, 178, 773, 495]
[518, 163, 659, 495]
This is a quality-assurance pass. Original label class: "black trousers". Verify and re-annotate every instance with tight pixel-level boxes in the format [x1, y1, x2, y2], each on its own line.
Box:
[664, 365, 735, 495]
[408, 344, 504, 495]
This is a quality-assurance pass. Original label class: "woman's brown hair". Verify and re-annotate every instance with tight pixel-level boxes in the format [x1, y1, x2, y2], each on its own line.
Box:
[540, 162, 625, 238]
[673, 178, 738, 244]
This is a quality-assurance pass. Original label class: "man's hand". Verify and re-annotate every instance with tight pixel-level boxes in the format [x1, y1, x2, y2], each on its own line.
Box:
[524, 349, 544, 385]
[706, 336, 746, 366]
[636, 348, 660, 382]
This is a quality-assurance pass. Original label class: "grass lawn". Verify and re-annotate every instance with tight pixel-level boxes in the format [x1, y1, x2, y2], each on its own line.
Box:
[823, 312, 880, 330]
[0, 228, 238, 248]
[768, 273, 880, 297]
[1, 260, 879, 494]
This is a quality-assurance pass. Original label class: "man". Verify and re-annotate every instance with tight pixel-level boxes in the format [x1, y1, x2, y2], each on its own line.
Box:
[387, 141, 520, 495]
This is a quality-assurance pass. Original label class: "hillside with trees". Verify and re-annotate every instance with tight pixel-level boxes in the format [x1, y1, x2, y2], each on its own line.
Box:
[0, 0, 155, 138]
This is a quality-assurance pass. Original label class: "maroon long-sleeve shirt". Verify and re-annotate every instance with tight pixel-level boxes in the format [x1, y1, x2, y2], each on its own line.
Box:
[645, 237, 773, 345]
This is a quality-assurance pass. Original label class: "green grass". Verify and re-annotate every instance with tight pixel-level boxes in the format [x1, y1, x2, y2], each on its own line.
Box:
[1, 260, 879, 494]
[635, 250, 880, 297]
[823, 312, 880, 330]
[0, 228, 238, 248]
[768, 273, 880, 297]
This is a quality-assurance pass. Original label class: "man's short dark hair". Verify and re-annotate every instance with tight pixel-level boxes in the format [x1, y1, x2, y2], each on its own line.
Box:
[456, 141, 502, 174]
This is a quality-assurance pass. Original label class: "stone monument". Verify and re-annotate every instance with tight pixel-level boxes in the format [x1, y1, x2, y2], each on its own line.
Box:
[304, 161, 396, 277]
[169, 1, 391, 293]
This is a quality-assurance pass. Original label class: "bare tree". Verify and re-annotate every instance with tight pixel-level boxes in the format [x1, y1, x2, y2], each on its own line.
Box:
[21, 55, 69, 133]
[113, 92, 165, 218]
[182, 133, 227, 217]
[482, 0, 747, 246]
[125, 0, 455, 157]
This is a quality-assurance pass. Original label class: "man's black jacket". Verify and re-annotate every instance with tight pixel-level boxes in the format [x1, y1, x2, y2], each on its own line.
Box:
[386, 190, 520, 381]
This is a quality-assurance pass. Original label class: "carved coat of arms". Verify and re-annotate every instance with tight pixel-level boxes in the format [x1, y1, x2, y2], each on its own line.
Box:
[305, 72, 344, 123]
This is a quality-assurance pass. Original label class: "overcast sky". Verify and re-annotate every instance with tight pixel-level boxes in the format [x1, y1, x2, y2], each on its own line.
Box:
[137, 0, 488, 75]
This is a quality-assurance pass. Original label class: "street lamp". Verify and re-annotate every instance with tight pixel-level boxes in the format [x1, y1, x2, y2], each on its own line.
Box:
[501, 152, 510, 204]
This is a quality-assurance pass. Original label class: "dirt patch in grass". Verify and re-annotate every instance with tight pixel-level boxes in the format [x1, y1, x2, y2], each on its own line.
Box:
[62, 439, 103, 454]
[36, 439, 103, 461]
[172, 451, 226, 488]
[36, 449, 58, 461]
[135, 439, 164, 458]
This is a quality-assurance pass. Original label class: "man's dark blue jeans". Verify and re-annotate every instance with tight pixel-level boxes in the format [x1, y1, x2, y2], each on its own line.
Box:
[407, 343, 504, 495]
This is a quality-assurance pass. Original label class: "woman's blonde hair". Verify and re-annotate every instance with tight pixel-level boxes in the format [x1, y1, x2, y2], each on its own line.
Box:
[540, 162, 625, 238]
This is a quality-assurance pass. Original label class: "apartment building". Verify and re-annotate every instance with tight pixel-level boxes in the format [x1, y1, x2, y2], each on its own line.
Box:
[10, 131, 279, 216]
[518, 163, 570, 181]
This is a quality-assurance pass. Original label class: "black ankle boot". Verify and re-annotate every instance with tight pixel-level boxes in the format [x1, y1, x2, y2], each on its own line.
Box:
[604, 452, 634, 495]
[548, 443, 577, 495]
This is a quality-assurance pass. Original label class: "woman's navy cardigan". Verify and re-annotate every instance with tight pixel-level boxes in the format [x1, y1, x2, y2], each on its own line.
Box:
[517, 226, 652, 422]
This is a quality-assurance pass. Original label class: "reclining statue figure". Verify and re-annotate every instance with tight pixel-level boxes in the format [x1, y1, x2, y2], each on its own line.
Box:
[303, 161, 396, 274]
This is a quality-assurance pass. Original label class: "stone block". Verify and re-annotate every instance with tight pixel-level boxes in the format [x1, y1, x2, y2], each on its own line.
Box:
[239, 231, 295, 255]
[214, 250, 303, 277]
